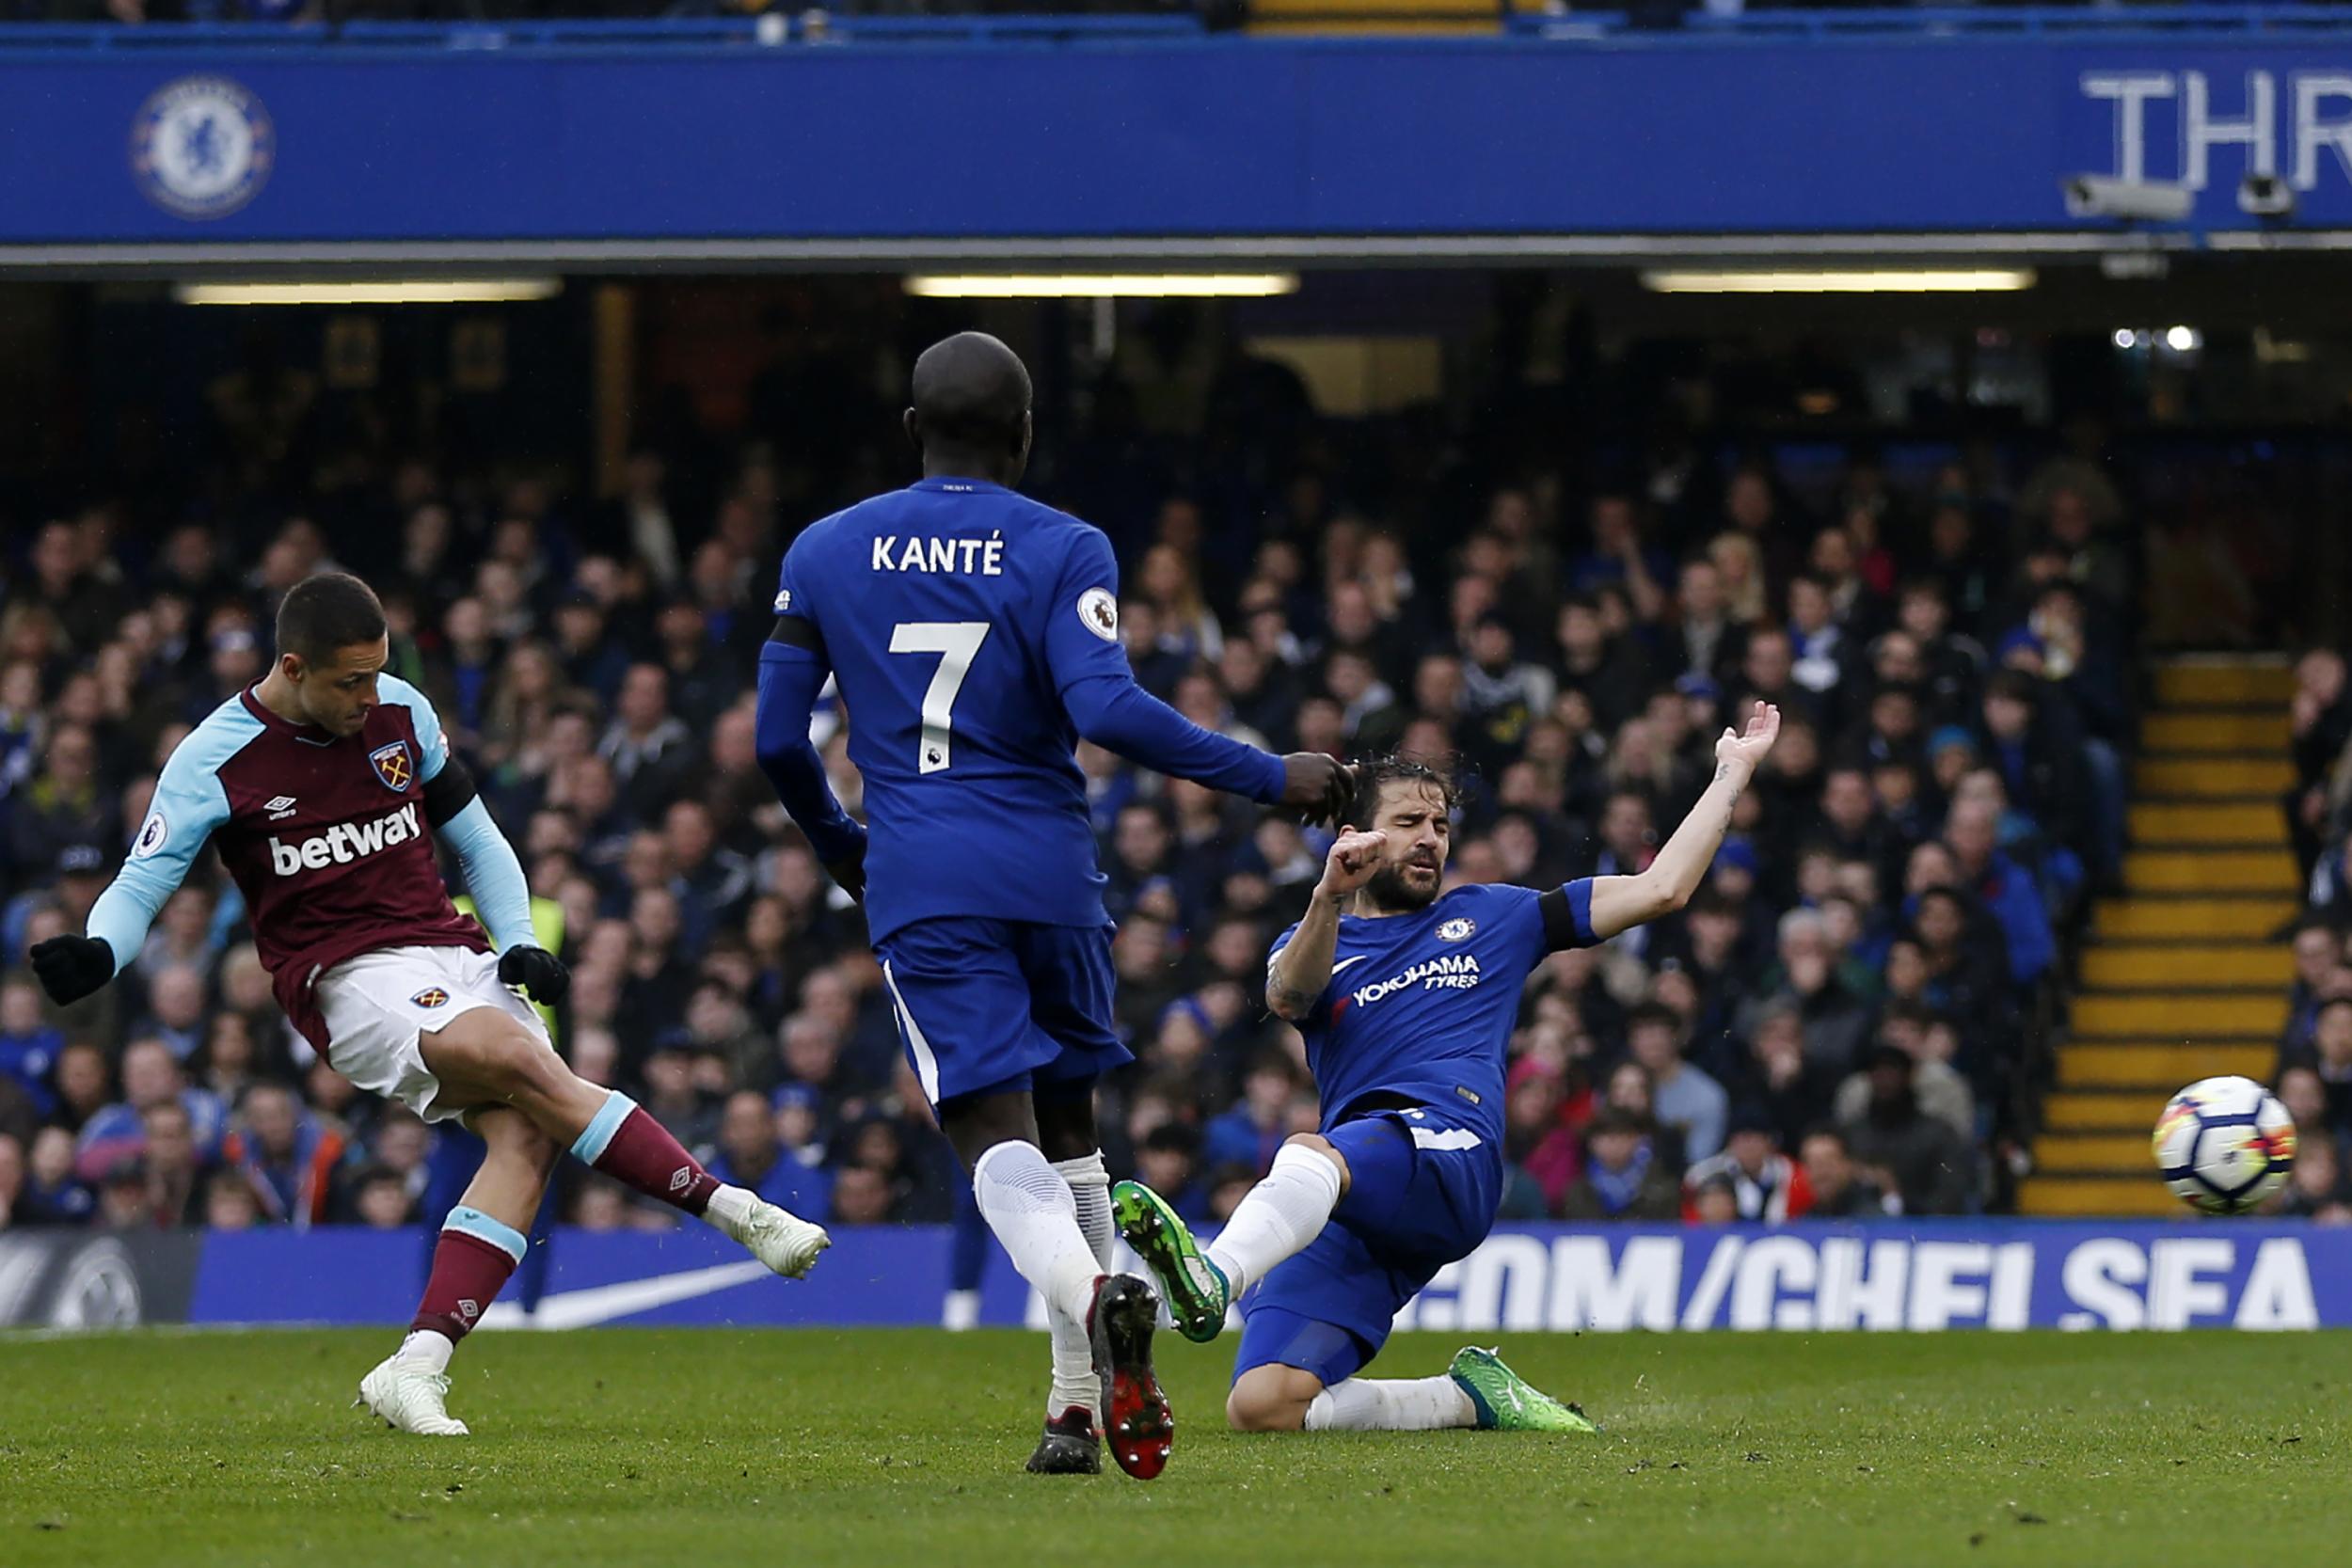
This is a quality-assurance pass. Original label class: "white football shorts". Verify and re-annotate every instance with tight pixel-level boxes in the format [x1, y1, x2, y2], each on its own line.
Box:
[313, 944, 548, 1125]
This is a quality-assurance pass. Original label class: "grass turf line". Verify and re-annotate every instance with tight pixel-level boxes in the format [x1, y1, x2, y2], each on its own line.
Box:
[1, 1328, 2341, 1567]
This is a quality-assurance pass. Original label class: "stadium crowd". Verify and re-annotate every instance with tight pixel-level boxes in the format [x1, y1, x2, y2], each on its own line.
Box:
[2279, 646, 2352, 1218]
[0, 325, 2143, 1239]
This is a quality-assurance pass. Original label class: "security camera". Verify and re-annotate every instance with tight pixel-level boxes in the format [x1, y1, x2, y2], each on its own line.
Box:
[2240, 172, 2296, 220]
[2062, 176, 2194, 224]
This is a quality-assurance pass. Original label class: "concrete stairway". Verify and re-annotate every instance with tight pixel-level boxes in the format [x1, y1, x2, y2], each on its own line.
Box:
[2020, 656, 2298, 1216]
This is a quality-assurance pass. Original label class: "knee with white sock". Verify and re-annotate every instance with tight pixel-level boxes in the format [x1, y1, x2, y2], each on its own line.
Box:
[1205, 1139, 1344, 1299]
[971, 1140, 1103, 1328]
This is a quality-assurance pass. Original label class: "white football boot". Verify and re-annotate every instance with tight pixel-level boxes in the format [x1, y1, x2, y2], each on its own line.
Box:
[358, 1353, 469, 1436]
[713, 1192, 831, 1279]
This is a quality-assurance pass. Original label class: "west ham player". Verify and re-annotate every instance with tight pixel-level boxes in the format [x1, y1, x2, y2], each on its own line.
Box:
[1112, 707, 1780, 1434]
[754, 333, 1350, 1480]
[29, 574, 828, 1434]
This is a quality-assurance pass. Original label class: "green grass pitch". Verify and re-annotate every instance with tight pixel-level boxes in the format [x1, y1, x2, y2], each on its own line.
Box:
[2, 1328, 2341, 1567]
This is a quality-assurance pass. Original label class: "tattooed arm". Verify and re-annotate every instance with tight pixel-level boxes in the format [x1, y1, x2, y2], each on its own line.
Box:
[1586, 703, 1782, 940]
[1266, 828, 1386, 1021]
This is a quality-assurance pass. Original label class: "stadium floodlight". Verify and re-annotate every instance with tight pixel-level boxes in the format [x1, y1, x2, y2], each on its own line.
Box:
[903, 274, 1299, 299]
[1638, 269, 2036, 294]
[174, 279, 564, 307]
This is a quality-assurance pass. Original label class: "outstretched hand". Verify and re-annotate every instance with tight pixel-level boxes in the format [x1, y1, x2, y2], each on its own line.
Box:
[1279, 753, 1356, 829]
[1715, 702, 1781, 775]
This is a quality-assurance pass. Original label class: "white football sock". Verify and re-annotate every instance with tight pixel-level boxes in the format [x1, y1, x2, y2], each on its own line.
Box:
[704, 1182, 756, 1235]
[1205, 1141, 1343, 1298]
[1304, 1376, 1476, 1432]
[1044, 1150, 1113, 1418]
[972, 1140, 1102, 1329]
[396, 1328, 455, 1374]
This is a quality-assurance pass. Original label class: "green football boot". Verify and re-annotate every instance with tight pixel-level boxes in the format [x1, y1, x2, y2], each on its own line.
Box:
[1447, 1347, 1600, 1433]
[1110, 1180, 1230, 1344]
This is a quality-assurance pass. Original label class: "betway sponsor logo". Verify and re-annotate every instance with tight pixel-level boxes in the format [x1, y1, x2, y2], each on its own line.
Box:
[267, 801, 421, 877]
[1352, 952, 1482, 1007]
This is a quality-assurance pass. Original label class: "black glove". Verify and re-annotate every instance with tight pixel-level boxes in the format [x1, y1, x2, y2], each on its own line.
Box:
[497, 944, 569, 1006]
[30, 934, 115, 1006]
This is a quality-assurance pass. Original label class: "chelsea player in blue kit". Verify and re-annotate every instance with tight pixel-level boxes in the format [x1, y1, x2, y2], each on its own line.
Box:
[753, 333, 1351, 1480]
[1113, 706, 1780, 1435]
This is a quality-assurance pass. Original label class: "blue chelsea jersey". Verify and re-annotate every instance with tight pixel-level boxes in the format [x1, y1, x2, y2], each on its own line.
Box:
[772, 478, 1136, 941]
[1269, 880, 1597, 1148]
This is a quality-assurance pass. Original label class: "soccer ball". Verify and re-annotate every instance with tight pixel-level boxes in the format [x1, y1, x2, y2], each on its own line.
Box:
[2151, 1075, 2296, 1214]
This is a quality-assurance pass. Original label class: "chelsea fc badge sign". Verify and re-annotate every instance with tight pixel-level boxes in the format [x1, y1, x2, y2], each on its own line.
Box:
[131, 76, 274, 220]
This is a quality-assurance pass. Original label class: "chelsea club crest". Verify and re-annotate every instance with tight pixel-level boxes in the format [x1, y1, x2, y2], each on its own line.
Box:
[1437, 916, 1477, 942]
[130, 75, 274, 220]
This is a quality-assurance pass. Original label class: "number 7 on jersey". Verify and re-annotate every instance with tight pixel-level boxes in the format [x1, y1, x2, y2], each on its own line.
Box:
[889, 621, 990, 774]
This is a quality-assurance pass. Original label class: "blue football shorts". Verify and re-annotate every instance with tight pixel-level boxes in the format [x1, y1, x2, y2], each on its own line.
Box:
[1232, 1106, 1502, 1389]
[873, 916, 1132, 1107]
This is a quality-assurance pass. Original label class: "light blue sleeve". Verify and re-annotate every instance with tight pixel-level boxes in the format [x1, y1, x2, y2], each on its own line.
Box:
[84, 701, 258, 975]
[375, 673, 452, 782]
[379, 674, 532, 950]
[437, 798, 536, 953]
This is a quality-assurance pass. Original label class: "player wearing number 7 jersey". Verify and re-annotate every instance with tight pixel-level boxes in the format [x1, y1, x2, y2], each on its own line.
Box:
[754, 332, 1351, 1481]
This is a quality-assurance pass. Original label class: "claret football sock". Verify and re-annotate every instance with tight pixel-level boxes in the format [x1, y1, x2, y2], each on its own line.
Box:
[1046, 1150, 1114, 1418]
[973, 1139, 1103, 1328]
[1304, 1376, 1475, 1433]
[1205, 1141, 1343, 1298]
[569, 1089, 721, 1214]
[408, 1205, 526, 1347]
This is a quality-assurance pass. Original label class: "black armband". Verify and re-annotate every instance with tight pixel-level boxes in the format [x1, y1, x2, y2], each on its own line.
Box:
[421, 752, 481, 829]
[769, 614, 824, 655]
[1538, 886, 1585, 954]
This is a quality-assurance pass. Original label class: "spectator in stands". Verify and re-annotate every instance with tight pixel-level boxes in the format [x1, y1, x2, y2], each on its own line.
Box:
[1739, 908, 1874, 1076]
[1200, 1052, 1297, 1178]
[19, 1126, 92, 1225]
[1839, 1045, 1973, 1215]
[1502, 1057, 1580, 1219]
[1135, 1122, 1208, 1223]
[599, 663, 692, 819]
[2282, 920, 2352, 1060]
[1560, 1107, 1681, 1222]
[139, 1101, 203, 1227]
[1836, 1005, 1973, 1143]
[75, 1038, 223, 1183]
[1681, 1109, 1809, 1224]
[706, 1089, 833, 1223]
[0, 976, 62, 1120]
[1942, 797, 2054, 989]
[2305, 998, 2352, 1138]
[222, 1082, 343, 1228]
[2287, 647, 2351, 879]
[0, 1131, 21, 1229]
[1628, 1002, 1727, 1164]
[1800, 1126, 1894, 1218]
[2308, 821, 2352, 924]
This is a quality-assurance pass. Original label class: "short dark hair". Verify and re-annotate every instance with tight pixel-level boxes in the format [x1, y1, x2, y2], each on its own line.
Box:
[1347, 752, 1461, 826]
[1985, 669, 2039, 706]
[1140, 1122, 1200, 1157]
[1627, 1001, 1681, 1037]
[275, 572, 386, 667]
